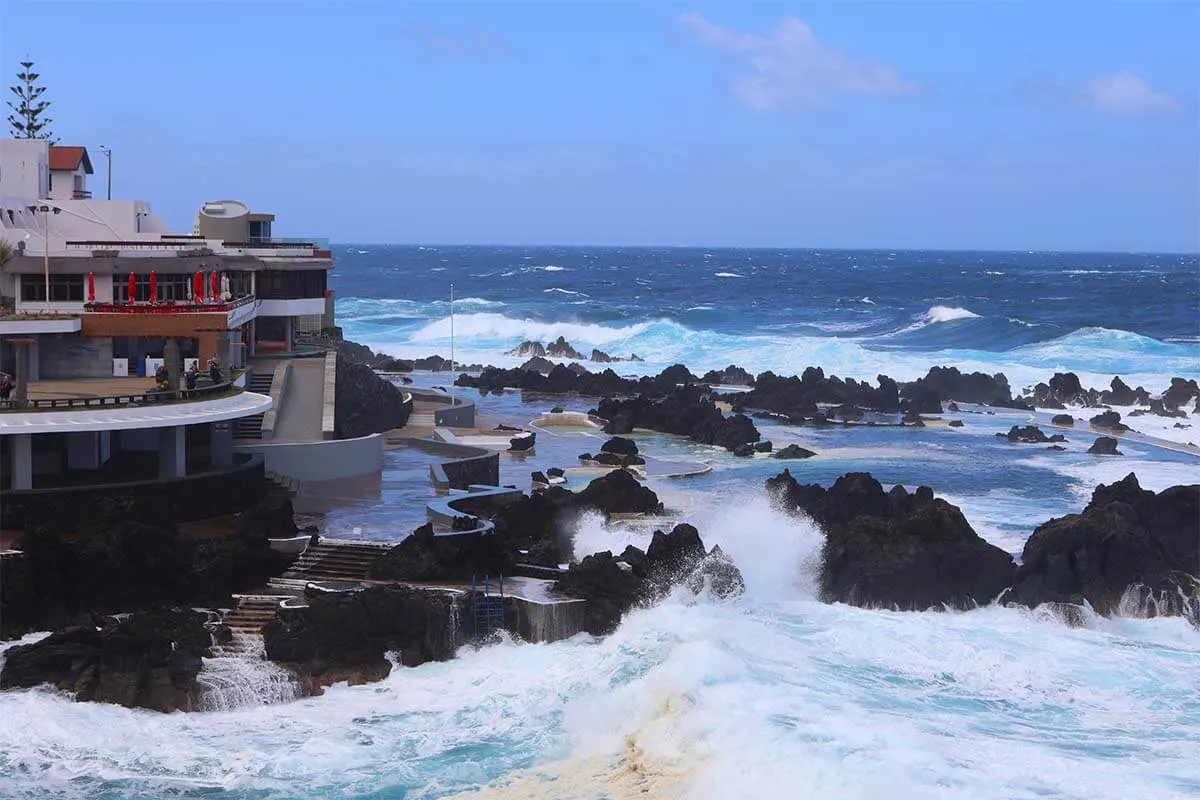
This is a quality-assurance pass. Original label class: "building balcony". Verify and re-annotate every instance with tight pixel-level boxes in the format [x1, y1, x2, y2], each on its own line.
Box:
[83, 294, 257, 315]
[72, 190, 92, 200]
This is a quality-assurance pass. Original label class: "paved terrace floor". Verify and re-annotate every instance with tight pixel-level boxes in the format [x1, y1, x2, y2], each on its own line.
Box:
[21, 376, 164, 400]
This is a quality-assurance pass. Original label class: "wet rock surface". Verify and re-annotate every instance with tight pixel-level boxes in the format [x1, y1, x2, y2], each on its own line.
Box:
[1007, 474, 1199, 619]
[767, 470, 1015, 611]
[0, 608, 213, 712]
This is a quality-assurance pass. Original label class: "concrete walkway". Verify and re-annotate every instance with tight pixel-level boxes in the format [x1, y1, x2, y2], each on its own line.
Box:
[272, 358, 327, 443]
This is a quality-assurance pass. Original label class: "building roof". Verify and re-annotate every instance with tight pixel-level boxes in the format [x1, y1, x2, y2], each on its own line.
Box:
[48, 145, 94, 174]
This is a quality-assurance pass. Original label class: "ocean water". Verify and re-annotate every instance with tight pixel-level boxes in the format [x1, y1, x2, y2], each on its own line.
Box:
[2, 246, 1199, 799]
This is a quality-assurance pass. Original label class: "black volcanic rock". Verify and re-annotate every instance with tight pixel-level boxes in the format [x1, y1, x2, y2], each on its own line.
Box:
[554, 524, 744, 635]
[766, 470, 1015, 610]
[1031, 372, 1093, 409]
[0, 608, 212, 712]
[594, 385, 761, 452]
[600, 436, 639, 456]
[335, 355, 413, 438]
[1162, 377, 1200, 411]
[731, 369, 900, 419]
[996, 425, 1065, 444]
[366, 523, 513, 582]
[265, 585, 464, 693]
[774, 444, 817, 459]
[520, 356, 556, 373]
[1088, 436, 1122, 456]
[1089, 410, 1129, 432]
[1051, 414, 1075, 427]
[1100, 376, 1148, 407]
[902, 366, 1016, 408]
[1008, 474, 1199, 618]
[700, 365, 755, 387]
[507, 340, 547, 358]
[546, 336, 586, 360]
[573, 468, 663, 515]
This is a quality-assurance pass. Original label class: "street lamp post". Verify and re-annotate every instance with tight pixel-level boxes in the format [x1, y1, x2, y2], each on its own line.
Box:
[98, 146, 112, 200]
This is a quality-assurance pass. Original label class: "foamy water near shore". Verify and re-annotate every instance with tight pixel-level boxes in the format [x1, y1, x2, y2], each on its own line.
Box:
[2, 247, 1197, 799]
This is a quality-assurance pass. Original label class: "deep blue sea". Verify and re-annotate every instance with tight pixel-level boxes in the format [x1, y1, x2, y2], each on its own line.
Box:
[1, 246, 1198, 800]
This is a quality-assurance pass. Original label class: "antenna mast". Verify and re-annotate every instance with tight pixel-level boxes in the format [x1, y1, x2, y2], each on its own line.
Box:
[449, 283, 456, 405]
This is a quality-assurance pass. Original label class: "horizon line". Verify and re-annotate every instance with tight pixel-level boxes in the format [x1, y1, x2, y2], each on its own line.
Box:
[319, 242, 1200, 257]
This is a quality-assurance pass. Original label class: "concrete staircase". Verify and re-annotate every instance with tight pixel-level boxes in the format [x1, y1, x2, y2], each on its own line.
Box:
[233, 371, 275, 440]
[224, 594, 290, 635]
[281, 539, 394, 582]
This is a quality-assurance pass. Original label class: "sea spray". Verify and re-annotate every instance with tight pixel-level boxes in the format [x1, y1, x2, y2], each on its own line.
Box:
[196, 634, 300, 712]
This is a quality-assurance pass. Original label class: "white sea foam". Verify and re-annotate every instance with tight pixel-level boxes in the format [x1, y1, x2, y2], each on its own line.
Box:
[543, 288, 588, 296]
[714, 272, 745, 278]
[923, 305, 981, 323]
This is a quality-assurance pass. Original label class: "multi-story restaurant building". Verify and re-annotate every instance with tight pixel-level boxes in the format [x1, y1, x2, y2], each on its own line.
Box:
[0, 140, 333, 380]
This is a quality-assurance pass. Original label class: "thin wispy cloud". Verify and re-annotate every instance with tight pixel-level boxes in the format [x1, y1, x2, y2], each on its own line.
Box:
[1072, 71, 1179, 115]
[401, 24, 509, 60]
[676, 12, 914, 112]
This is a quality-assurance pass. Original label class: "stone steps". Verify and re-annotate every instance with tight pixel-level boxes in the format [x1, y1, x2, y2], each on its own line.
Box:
[281, 541, 393, 582]
[224, 595, 290, 634]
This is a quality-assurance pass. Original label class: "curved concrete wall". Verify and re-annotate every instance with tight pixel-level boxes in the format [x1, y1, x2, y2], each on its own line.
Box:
[233, 432, 383, 482]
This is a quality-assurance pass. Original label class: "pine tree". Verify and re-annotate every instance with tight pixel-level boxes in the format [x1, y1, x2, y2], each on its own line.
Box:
[7, 61, 56, 142]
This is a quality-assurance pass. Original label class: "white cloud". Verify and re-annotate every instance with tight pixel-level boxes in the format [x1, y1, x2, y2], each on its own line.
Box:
[1074, 71, 1179, 116]
[677, 12, 914, 112]
[401, 24, 509, 60]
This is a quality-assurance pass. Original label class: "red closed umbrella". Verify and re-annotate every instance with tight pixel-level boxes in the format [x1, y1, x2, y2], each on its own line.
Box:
[149, 271, 157, 303]
[210, 272, 219, 300]
[194, 271, 204, 301]
[127, 273, 136, 303]
[87, 272, 95, 302]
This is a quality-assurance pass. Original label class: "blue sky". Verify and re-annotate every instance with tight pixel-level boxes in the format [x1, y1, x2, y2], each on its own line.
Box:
[2, 1, 1197, 251]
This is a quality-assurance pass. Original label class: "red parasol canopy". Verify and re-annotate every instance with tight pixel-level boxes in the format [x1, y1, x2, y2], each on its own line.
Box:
[210, 271, 219, 299]
[127, 272, 136, 303]
[194, 271, 204, 301]
[87, 272, 95, 302]
[149, 271, 157, 303]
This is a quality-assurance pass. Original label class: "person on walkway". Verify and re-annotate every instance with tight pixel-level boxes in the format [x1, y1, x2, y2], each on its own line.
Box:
[0, 372, 12, 400]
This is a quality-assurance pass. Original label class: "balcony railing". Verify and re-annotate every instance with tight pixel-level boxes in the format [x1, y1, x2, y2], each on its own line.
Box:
[83, 295, 256, 314]
[72, 190, 92, 199]
[226, 236, 331, 250]
[0, 375, 242, 412]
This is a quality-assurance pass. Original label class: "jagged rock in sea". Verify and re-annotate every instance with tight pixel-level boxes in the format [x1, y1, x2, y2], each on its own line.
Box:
[728, 368, 900, 419]
[901, 366, 1019, 409]
[264, 585, 465, 694]
[594, 385, 760, 452]
[554, 523, 744, 635]
[520, 356, 556, 373]
[334, 355, 413, 438]
[1162, 377, 1200, 411]
[590, 348, 618, 363]
[1088, 436, 1122, 456]
[700, 365, 756, 387]
[766, 470, 1015, 610]
[1149, 398, 1188, 419]
[508, 431, 536, 452]
[1099, 376, 1149, 407]
[996, 425, 1066, 444]
[948, 420, 965, 427]
[1007, 474, 1199, 619]
[545, 336, 586, 360]
[600, 436, 639, 456]
[1052, 414, 1075, 426]
[412, 354, 452, 371]
[573, 468, 663, 515]
[366, 523, 513, 582]
[1029, 372, 1093, 409]
[773, 444, 817, 459]
[1089, 410, 1129, 432]
[0, 608, 213, 712]
[902, 410, 926, 427]
[507, 340, 547, 358]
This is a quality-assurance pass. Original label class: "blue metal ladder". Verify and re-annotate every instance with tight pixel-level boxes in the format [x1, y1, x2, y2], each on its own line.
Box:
[472, 574, 506, 638]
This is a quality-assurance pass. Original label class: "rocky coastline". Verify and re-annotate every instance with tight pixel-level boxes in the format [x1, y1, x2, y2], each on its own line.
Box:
[3, 341, 1197, 713]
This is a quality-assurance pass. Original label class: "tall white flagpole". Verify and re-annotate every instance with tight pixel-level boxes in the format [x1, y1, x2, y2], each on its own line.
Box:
[449, 283, 456, 405]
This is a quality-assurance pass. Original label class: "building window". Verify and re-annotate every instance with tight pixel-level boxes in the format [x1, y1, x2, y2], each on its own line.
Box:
[257, 269, 327, 299]
[21, 274, 84, 302]
[248, 220, 272, 242]
[114, 273, 194, 303]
